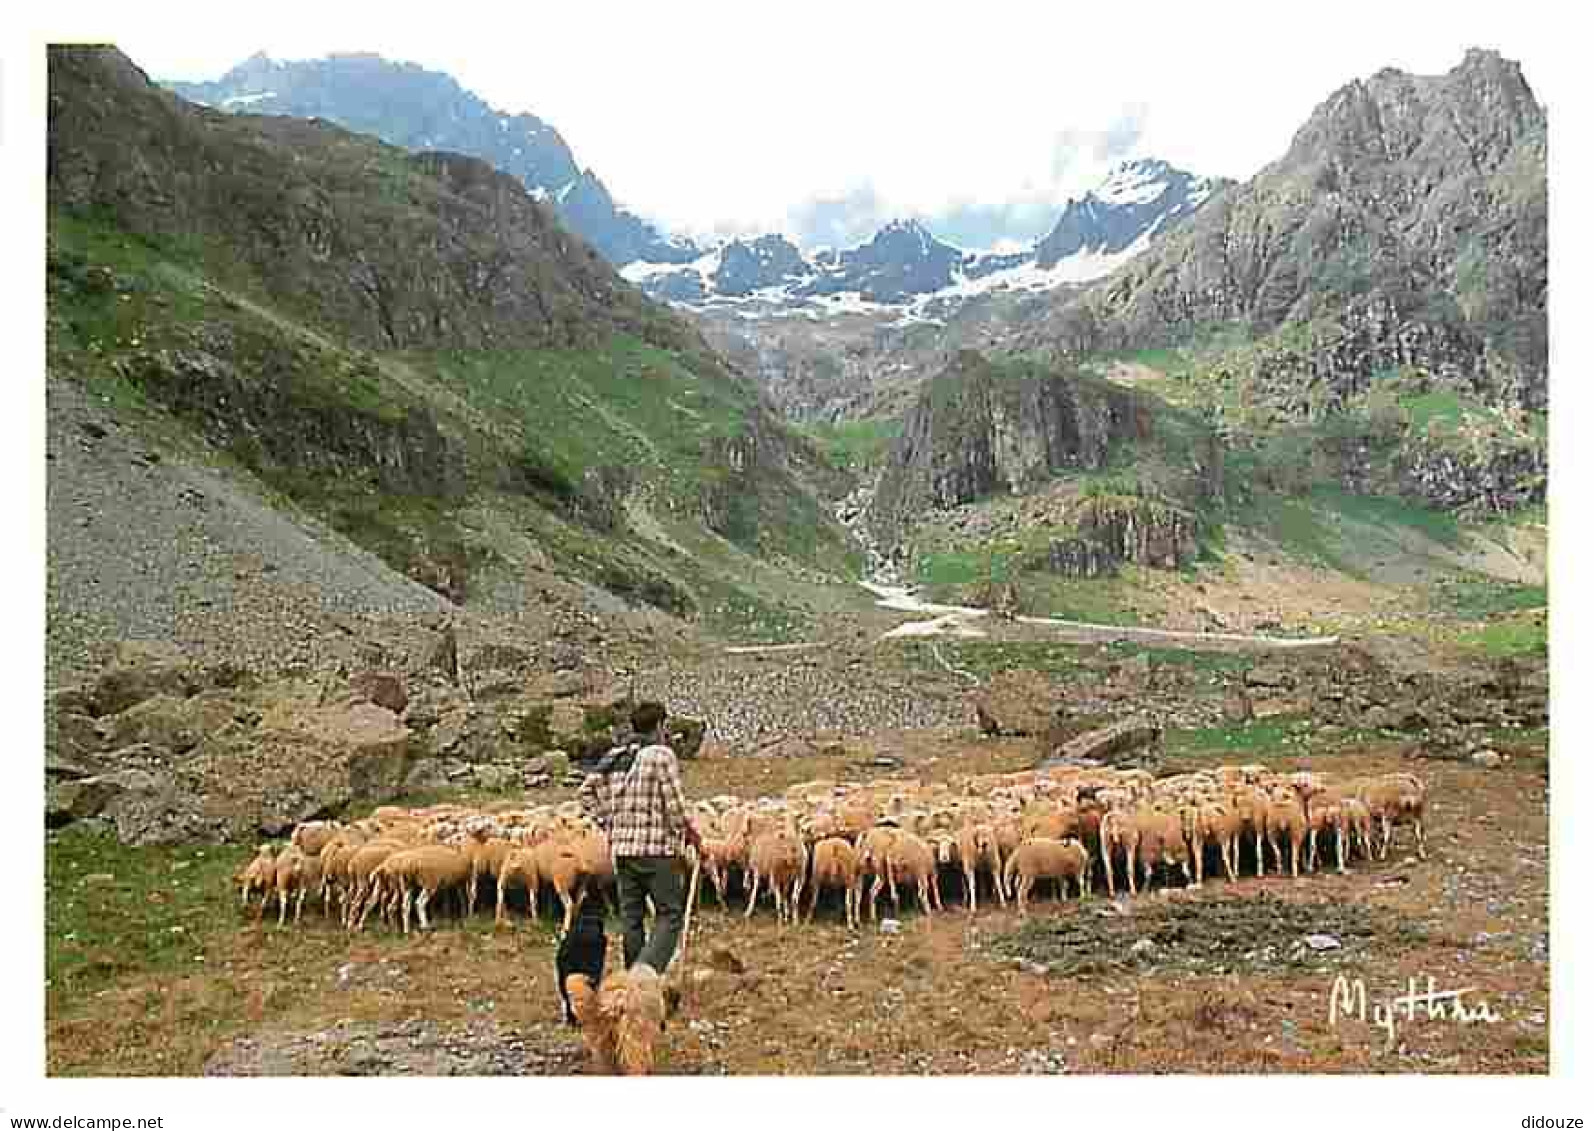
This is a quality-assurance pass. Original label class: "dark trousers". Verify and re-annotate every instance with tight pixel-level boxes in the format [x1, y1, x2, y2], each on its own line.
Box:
[615, 855, 687, 972]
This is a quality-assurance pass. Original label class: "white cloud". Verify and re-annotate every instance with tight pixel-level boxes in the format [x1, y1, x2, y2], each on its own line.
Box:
[31, 0, 1570, 241]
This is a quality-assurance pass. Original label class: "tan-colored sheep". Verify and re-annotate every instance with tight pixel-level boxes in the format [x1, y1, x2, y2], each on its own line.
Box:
[1135, 808, 1193, 890]
[805, 837, 862, 928]
[953, 822, 1005, 912]
[1355, 772, 1428, 860]
[745, 826, 808, 926]
[866, 830, 940, 921]
[1003, 836, 1092, 912]
[1182, 800, 1239, 886]
[1264, 790, 1308, 878]
[1098, 809, 1140, 897]
[377, 845, 472, 934]
[235, 845, 277, 914]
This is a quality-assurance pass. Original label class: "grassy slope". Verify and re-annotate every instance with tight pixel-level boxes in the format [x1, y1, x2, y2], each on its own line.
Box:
[47, 208, 856, 638]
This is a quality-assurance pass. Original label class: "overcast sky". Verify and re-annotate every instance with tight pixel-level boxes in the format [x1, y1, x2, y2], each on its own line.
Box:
[34, 2, 1570, 246]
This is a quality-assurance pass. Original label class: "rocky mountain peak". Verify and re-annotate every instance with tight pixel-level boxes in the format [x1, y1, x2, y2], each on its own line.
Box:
[161, 51, 698, 268]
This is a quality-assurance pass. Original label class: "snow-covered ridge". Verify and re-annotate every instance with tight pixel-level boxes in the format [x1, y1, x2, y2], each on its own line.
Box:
[220, 91, 278, 108]
[619, 158, 1218, 322]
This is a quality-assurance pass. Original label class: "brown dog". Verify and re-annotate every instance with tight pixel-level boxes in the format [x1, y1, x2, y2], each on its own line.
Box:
[564, 963, 668, 1075]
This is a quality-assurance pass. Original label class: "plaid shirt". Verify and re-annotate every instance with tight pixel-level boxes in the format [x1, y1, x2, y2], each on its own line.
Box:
[578, 742, 689, 858]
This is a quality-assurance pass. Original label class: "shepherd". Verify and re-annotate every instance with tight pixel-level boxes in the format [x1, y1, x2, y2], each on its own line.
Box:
[560, 700, 703, 1024]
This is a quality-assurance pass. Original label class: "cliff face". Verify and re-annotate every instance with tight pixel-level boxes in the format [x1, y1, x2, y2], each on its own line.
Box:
[1024, 49, 1548, 415]
[867, 351, 1146, 541]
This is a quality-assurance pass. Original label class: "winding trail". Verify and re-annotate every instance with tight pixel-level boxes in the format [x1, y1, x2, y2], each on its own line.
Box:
[859, 581, 1340, 651]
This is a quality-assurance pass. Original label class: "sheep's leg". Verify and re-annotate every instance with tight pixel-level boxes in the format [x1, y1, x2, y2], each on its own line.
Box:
[1378, 817, 1392, 860]
[868, 876, 883, 922]
[1224, 838, 1238, 882]
[1266, 834, 1280, 876]
[401, 887, 414, 936]
[744, 870, 762, 920]
[1290, 835, 1300, 879]
[1256, 832, 1266, 875]
[417, 888, 432, 932]
[1415, 816, 1427, 861]
[1101, 842, 1116, 898]
[561, 885, 582, 937]
[1336, 825, 1348, 874]
[1307, 828, 1319, 873]
[295, 887, 307, 925]
[965, 867, 978, 915]
[1016, 877, 1030, 915]
[1192, 841, 1204, 889]
[495, 876, 511, 927]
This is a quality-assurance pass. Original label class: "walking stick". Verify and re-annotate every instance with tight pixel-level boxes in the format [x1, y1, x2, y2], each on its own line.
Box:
[672, 849, 702, 975]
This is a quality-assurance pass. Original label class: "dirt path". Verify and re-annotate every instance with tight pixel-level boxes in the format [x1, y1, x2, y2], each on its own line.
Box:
[860, 581, 1340, 650]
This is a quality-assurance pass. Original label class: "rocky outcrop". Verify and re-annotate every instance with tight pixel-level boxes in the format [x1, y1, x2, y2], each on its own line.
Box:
[1045, 537, 1118, 578]
[974, 669, 1060, 737]
[1026, 49, 1547, 416]
[869, 351, 1144, 541]
[1395, 429, 1547, 515]
[1063, 494, 1200, 571]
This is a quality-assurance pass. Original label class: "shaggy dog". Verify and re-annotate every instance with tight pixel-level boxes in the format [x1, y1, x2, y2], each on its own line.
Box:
[563, 963, 668, 1075]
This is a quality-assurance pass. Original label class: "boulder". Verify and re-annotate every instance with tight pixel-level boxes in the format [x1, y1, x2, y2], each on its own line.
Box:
[1222, 690, 1255, 724]
[974, 669, 1058, 737]
[46, 699, 107, 763]
[545, 702, 588, 747]
[88, 641, 200, 716]
[464, 642, 536, 673]
[426, 707, 502, 763]
[402, 759, 450, 793]
[531, 670, 587, 699]
[1244, 663, 1295, 690]
[348, 670, 408, 715]
[751, 736, 820, 760]
[542, 751, 571, 779]
[53, 767, 200, 845]
[178, 701, 414, 842]
[472, 764, 520, 792]
[100, 692, 244, 756]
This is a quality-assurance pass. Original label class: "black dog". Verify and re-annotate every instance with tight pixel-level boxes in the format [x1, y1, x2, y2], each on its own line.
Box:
[555, 881, 608, 1027]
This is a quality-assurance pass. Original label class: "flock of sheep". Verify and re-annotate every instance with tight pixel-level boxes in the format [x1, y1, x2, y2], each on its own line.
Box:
[233, 760, 1429, 936]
